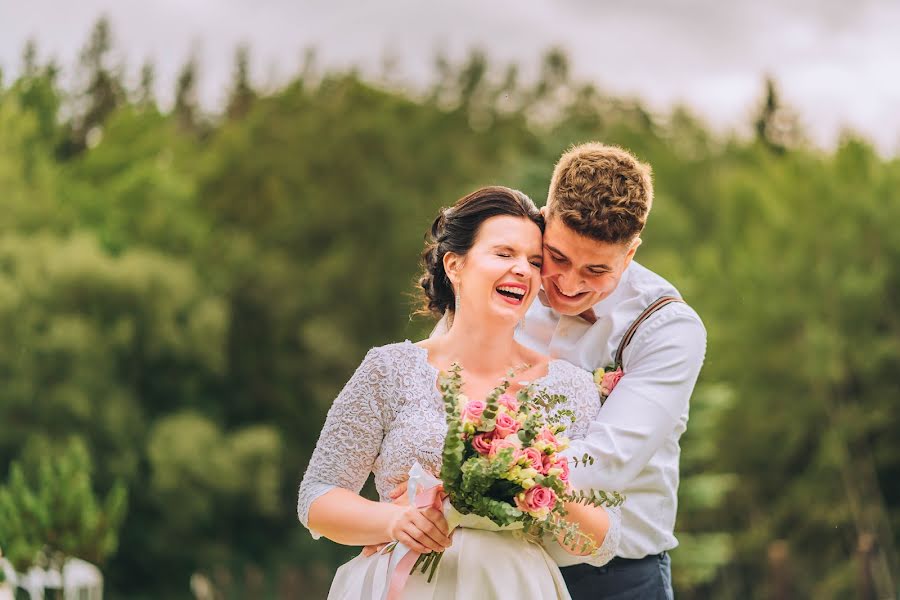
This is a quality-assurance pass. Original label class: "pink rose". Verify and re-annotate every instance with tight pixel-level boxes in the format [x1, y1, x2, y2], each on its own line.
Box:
[545, 455, 570, 483]
[541, 453, 554, 474]
[520, 447, 545, 472]
[498, 393, 520, 413]
[494, 413, 521, 438]
[515, 485, 558, 517]
[536, 427, 558, 447]
[489, 438, 520, 458]
[600, 368, 623, 396]
[471, 432, 494, 455]
[462, 400, 486, 424]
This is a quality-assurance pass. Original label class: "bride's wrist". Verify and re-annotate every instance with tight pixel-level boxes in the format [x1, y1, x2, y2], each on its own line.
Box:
[383, 502, 406, 539]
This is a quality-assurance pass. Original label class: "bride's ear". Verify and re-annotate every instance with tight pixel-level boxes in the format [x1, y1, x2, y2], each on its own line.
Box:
[443, 252, 463, 287]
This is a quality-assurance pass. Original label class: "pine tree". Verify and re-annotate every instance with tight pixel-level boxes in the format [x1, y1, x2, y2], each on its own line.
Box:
[225, 45, 255, 120]
[0, 438, 128, 574]
[68, 16, 125, 152]
[136, 60, 156, 110]
[174, 55, 199, 132]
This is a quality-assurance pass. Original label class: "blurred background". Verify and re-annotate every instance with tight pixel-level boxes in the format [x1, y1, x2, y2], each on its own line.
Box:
[0, 1, 898, 598]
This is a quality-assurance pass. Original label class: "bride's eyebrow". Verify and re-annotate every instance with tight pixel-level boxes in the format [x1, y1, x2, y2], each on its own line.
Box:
[492, 244, 541, 260]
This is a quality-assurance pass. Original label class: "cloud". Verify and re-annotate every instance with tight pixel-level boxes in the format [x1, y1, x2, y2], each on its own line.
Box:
[1, 0, 898, 154]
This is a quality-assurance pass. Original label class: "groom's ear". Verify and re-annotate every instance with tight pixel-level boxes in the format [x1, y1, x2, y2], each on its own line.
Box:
[623, 237, 642, 269]
[540, 206, 548, 218]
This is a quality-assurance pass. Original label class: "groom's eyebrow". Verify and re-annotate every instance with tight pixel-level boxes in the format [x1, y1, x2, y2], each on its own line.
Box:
[544, 243, 612, 270]
[544, 243, 566, 258]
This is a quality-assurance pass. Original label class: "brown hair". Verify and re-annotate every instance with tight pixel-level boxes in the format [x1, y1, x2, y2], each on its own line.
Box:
[418, 186, 543, 317]
[546, 142, 653, 244]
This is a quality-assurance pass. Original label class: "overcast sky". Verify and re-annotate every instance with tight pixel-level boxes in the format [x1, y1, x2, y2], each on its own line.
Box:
[2, 0, 899, 154]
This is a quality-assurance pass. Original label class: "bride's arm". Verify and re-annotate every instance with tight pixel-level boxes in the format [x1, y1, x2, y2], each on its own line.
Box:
[556, 502, 611, 555]
[297, 347, 450, 554]
[550, 502, 622, 568]
[309, 488, 449, 554]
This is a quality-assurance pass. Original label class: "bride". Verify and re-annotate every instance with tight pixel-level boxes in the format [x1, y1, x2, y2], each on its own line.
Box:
[297, 186, 620, 599]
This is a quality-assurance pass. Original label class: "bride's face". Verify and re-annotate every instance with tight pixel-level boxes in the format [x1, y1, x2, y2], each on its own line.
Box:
[445, 215, 543, 326]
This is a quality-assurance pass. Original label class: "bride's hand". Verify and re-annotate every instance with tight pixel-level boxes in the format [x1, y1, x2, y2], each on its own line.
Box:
[387, 504, 452, 555]
[388, 480, 408, 503]
[361, 482, 412, 556]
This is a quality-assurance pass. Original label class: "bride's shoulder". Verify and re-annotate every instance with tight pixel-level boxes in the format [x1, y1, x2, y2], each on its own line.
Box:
[359, 340, 428, 367]
[546, 358, 594, 387]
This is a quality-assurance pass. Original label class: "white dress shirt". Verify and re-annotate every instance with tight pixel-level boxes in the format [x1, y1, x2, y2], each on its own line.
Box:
[516, 261, 707, 559]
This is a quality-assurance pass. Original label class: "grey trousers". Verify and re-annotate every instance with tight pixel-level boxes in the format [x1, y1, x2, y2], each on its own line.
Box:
[560, 552, 674, 600]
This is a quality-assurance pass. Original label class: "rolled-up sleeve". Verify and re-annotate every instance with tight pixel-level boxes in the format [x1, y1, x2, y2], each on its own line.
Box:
[565, 307, 707, 491]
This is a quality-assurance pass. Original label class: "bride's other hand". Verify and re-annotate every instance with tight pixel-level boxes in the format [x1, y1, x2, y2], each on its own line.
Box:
[388, 504, 452, 555]
[388, 480, 408, 503]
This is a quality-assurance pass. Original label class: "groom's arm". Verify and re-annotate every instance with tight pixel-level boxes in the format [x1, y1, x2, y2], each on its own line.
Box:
[564, 307, 707, 491]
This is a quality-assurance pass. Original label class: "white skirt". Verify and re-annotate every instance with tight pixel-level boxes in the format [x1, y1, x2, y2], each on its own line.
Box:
[328, 529, 571, 600]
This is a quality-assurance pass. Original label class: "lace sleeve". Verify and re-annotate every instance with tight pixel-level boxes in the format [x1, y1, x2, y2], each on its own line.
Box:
[578, 504, 621, 567]
[541, 504, 621, 567]
[297, 347, 391, 538]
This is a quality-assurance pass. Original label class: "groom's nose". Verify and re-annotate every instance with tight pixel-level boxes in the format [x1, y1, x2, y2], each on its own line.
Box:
[556, 270, 582, 294]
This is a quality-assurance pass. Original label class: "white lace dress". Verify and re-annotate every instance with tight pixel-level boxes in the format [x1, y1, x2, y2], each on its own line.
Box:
[297, 341, 621, 600]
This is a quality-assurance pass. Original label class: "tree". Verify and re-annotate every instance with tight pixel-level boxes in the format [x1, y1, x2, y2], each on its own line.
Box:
[174, 55, 200, 132]
[0, 438, 127, 574]
[753, 77, 804, 154]
[63, 16, 126, 155]
[225, 45, 255, 120]
[136, 60, 157, 110]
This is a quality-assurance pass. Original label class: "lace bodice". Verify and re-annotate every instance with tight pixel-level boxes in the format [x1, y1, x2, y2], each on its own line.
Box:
[297, 340, 621, 567]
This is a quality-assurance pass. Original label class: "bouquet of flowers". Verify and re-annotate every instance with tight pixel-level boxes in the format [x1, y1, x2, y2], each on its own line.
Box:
[408, 363, 624, 580]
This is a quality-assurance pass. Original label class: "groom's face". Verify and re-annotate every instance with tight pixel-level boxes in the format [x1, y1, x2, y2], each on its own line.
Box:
[540, 216, 639, 316]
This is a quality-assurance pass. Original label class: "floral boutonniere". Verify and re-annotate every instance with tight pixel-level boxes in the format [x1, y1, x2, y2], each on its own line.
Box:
[593, 365, 624, 402]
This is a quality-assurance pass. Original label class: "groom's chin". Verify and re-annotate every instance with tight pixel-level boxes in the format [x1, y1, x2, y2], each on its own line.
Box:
[544, 287, 592, 316]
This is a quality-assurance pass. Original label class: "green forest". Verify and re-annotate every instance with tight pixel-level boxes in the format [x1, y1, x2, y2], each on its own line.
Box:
[0, 17, 898, 599]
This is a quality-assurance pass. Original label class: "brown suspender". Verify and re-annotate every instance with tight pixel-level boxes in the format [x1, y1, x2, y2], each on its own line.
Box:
[613, 296, 684, 368]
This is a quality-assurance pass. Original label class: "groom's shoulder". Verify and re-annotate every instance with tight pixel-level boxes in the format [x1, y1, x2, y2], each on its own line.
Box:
[624, 262, 705, 334]
[628, 261, 678, 296]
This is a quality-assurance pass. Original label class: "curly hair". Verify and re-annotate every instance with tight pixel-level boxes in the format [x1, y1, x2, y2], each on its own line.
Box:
[418, 186, 543, 317]
[546, 142, 653, 244]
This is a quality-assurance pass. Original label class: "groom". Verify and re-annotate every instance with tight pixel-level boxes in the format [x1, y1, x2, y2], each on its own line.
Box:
[517, 142, 706, 599]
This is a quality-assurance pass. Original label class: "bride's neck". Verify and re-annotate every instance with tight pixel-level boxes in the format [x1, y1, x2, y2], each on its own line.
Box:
[439, 312, 521, 376]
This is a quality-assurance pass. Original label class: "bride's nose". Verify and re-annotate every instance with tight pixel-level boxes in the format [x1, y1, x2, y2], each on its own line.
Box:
[511, 257, 529, 277]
